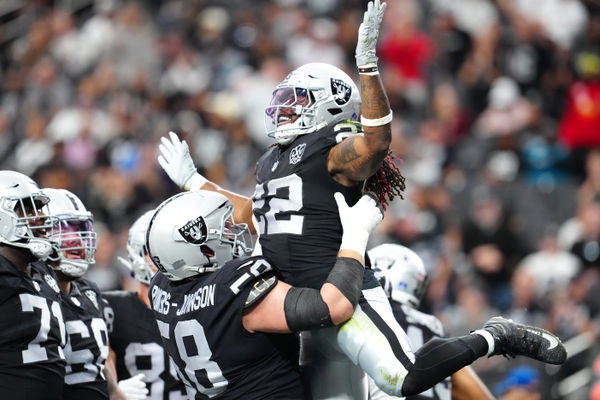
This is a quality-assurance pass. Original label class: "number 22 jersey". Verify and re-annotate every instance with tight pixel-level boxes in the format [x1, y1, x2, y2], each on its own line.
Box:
[253, 126, 362, 289]
[149, 255, 304, 400]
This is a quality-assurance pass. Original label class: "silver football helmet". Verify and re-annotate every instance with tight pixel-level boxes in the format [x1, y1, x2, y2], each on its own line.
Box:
[42, 188, 97, 278]
[146, 191, 253, 281]
[265, 62, 361, 145]
[119, 210, 155, 285]
[368, 244, 428, 308]
[0, 171, 56, 260]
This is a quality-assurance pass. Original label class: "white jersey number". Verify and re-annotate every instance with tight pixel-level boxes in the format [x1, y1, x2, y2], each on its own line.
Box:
[64, 317, 109, 384]
[20, 293, 65, 363]
[253, 174, 304, 235]
[124, 342, 186, 400]
[157, 320, 227, 398]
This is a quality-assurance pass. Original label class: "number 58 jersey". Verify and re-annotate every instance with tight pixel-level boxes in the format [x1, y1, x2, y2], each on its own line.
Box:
[253, 127, 362, 289]
[149, 256, 304, 400]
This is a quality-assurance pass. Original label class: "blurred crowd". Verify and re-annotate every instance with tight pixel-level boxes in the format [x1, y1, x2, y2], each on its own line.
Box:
[1, 0, 600, 398]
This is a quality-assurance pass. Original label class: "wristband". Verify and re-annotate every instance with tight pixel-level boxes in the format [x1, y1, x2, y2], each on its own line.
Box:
[183, 172, 208, 191]
[360, 111, 393, 127]
[358, 65, 379, 76]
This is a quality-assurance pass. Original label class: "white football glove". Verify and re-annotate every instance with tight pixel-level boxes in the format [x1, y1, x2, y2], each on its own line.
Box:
[118, 373, 149, 400]
[335, 192, 383, 255]
[157, 131, 206, 191]
[355, 0, 387, 68]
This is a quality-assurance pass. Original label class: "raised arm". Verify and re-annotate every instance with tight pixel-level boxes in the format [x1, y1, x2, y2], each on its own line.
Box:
[242, 192, 383, 333]
[157, 131, 255, 232]
[328, 0, 392, 185]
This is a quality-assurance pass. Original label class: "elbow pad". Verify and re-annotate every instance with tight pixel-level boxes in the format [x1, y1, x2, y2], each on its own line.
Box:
[284, 287, 333, 332]
[325, 257, 364, 307]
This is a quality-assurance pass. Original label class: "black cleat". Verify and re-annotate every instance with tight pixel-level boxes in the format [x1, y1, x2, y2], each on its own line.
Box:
[483, 316, 567, 365]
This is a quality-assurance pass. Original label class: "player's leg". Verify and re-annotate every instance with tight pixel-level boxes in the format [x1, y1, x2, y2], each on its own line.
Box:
[300, 328, 368, 400]
[336, 285, 415, 396]
[337, 286, 566, 397]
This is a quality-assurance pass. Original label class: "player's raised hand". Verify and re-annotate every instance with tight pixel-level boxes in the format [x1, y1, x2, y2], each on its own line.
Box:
[355, 0, 387, 69]
[158, 131, 205, 191]
[335, 192, 383, 254]
[117, 373, 149, 400]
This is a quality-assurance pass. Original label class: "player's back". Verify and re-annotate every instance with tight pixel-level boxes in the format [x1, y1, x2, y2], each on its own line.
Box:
[392, 303, 451, 400]
[0, 257, 66, 399]
[103, 290, 187, 400]
[253, 127, 361, 289]
[149, 255, 304, 400]
[60, 278, 109, 400]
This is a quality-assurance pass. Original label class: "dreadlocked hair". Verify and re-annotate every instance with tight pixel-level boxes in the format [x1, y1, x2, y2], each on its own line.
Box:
[363, 152, 406, 209]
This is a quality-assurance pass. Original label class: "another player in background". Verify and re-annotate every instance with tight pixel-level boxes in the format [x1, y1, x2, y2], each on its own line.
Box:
[0, 171, 66, 399]
[146, 190, 383, 399]
[368, 244, 494, 400]
[157, 0, 567, 397]
[103, 210, 187, 400]
[42, 188, 124, 400]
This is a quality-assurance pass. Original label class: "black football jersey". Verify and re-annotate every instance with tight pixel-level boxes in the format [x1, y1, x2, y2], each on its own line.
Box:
[102, 290, 187, 400]
[253, 127, 362, 289]
[0, 257, 66, 399]
[60, 278, 109, 399]
[149, 255, 304, 400]
[392, 303, 451, 400]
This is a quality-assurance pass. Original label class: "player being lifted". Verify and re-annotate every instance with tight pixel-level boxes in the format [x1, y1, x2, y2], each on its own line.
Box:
[158, 1, 566, 397]
[146, 190, 383, 399]
[103, 209, 188, 400]
[0, 171, 66, 399]
[368, 244, 494, 400]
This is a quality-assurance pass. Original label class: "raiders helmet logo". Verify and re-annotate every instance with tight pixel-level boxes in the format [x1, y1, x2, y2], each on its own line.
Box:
[178, 216, 208, 245]
[330, 78, 351, 105]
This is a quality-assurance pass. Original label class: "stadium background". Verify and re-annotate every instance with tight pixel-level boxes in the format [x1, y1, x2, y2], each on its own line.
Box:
[0, 0, 599, 398]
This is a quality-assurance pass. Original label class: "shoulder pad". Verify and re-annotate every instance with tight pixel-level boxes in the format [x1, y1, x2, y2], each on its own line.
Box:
[227, 257, 274, 295]
[244, 274, 278, 309]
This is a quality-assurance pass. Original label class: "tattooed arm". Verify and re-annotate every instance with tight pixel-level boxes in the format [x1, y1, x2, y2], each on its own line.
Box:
[327, 73, 391, 186]
[327, 0, 391, 186]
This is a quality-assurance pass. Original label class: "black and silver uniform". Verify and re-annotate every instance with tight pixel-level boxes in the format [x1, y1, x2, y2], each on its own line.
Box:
[61, 278, 109, 400]
[0, 257, 66, 400]
[149, 255, 304, 400]
[253, 126, 362, 289]
[392, 303, 451, 400]
[103, 291, 187, 400]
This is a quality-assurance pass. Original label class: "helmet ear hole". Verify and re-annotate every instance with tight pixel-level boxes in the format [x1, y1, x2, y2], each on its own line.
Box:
[201, 245, 215, 258]
[327, 108, 342, 116]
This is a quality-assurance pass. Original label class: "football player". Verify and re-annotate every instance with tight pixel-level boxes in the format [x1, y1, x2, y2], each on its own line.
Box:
[368, 244, 494, 400]
[42, 188, 124, 400]
[157, 0, 566, 397]
[146, 190, 383, 399]
[103, 209, 188, 400]
[0, 171, 66, 399]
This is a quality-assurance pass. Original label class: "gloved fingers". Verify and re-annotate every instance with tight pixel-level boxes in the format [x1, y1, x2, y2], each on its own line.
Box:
[159, 137, 175, 159]
[350, 193, 383, 230]
[180, 139, 191, 156]
[168, 131, 182, 147]
[157, 155, 169, 172]
[334, 192, 349, 215]
[129, 373, 147, 384]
